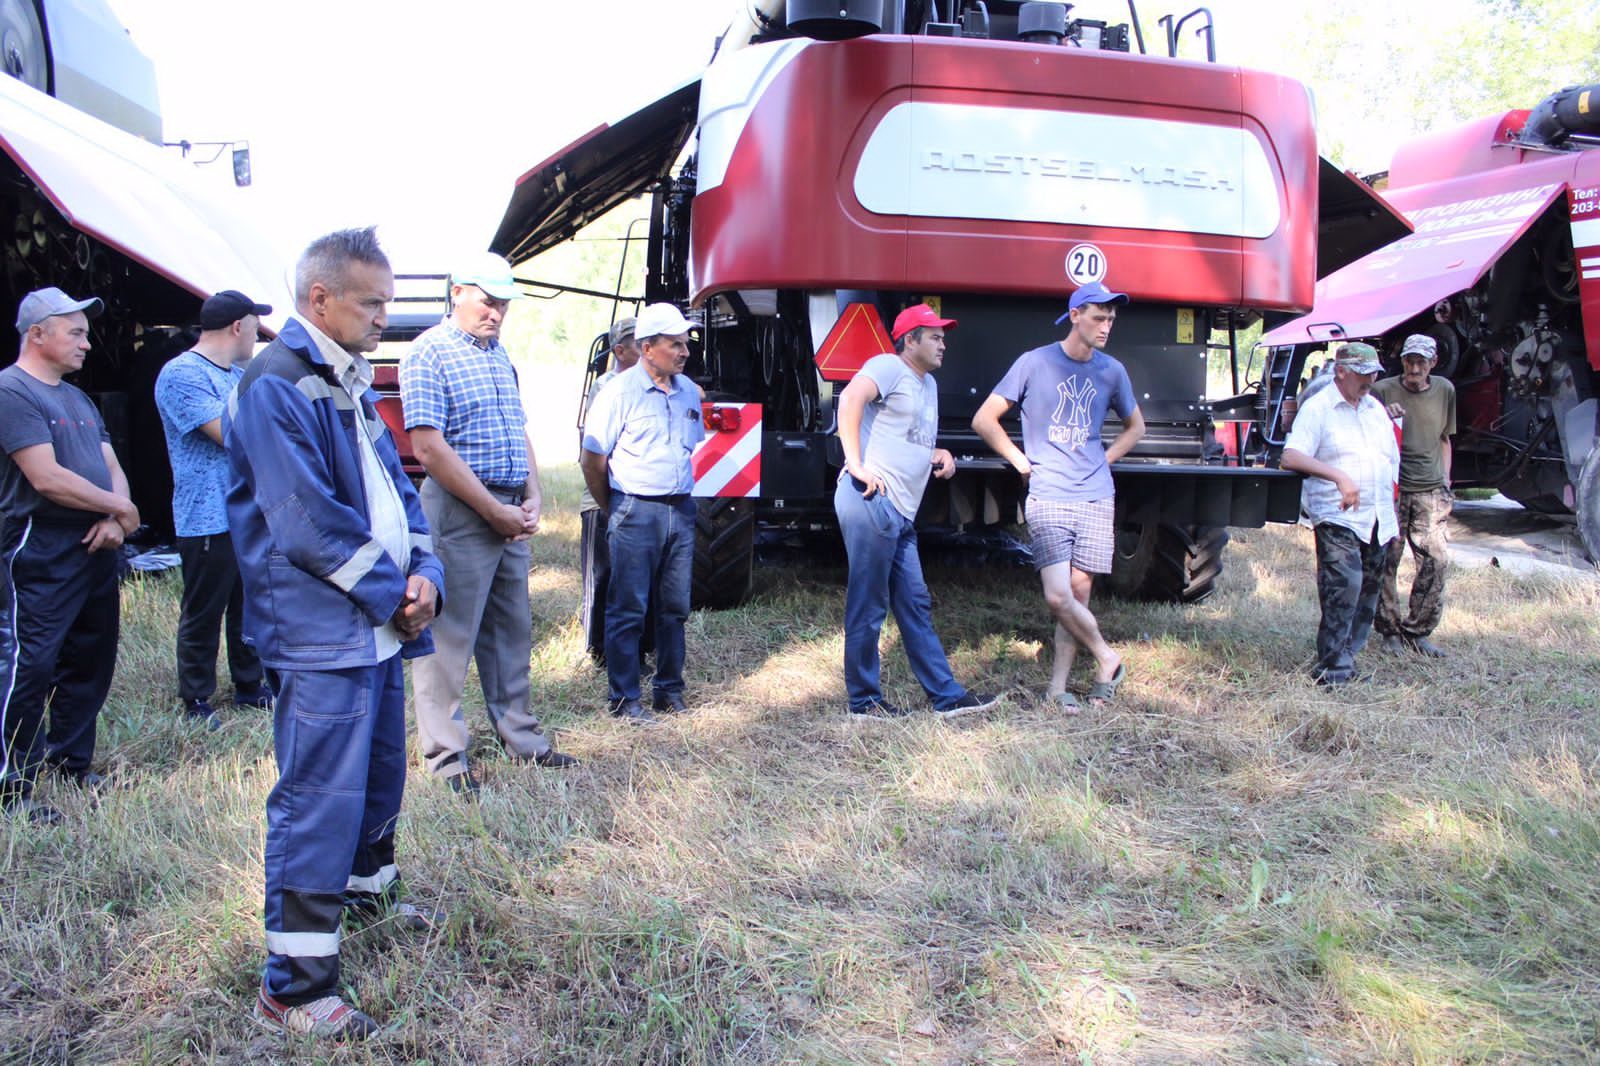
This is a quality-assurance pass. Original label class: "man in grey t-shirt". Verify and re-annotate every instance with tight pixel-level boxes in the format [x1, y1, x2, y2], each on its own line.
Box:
[0, 287, 139, 825]
[833, 304, 998, 720]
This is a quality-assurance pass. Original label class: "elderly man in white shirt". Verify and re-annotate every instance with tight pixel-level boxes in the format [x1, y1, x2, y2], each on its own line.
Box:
[1280, 343, 1400, 687]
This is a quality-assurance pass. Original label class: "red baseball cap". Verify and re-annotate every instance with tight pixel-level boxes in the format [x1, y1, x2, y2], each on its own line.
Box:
[891, 303, 956, 341]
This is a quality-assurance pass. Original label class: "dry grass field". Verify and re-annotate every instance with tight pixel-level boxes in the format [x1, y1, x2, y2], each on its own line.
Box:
[2, 467, 1599, 1064]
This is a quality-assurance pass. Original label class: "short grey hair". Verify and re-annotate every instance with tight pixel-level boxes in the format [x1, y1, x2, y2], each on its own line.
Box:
[294, 227, 390, 303]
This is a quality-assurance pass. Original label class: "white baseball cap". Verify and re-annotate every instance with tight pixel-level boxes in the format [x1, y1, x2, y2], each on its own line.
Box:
[451, 252, 522, 301]
[635, 302, 695, 341]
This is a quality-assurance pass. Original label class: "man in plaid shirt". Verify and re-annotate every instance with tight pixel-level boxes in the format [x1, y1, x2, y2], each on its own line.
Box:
[400, 253, 575, 794]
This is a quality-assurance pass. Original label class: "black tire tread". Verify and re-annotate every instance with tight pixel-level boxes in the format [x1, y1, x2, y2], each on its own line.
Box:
[692, 497, 756, 608]
[1107, 523, 1229, 604]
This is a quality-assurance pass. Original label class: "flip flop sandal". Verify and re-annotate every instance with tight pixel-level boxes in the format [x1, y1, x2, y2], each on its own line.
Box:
[1086, 662, 1127, 705]
[1049, 691, 1081, 716]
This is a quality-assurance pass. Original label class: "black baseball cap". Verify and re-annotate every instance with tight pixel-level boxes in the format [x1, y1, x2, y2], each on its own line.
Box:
[199, 290, 272, 330]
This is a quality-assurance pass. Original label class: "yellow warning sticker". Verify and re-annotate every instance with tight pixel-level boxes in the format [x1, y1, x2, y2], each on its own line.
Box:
[1581, 90, 1591, 114]
[1177, 308, 1196, 344]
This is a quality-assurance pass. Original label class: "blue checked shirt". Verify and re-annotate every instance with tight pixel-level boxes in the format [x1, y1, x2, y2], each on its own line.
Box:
[399, 318, 529, 486]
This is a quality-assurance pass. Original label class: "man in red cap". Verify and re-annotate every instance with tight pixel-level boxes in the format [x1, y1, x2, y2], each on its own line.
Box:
[833, 303, 998, 719]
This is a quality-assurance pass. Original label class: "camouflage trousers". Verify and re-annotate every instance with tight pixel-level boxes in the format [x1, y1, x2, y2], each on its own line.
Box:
[1312, 523, 1389, 684]
[1375, 487, 1451, 640]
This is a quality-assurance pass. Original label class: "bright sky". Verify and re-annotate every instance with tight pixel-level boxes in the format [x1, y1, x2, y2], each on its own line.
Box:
[106, 0, 737, 272]
[106, 0, 1311, 276]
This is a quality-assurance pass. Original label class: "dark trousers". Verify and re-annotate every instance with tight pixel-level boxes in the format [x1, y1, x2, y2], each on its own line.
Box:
[582, 507, 653, 664]
[580, 508, 610, 661]
[1312, 522, 1387, 683]
[0, 517, 119, 800]
[604, 494, 693, 704]
[262, 655, 406, 1004]
[176, 532, 261, 702]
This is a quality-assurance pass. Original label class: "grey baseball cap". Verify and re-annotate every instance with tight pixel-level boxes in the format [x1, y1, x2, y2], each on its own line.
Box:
[610, 317, 636, 347]
[16, 286, 104, 334]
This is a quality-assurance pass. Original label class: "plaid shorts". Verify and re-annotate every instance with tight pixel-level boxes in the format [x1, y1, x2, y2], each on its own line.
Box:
[1026, 496, 1116, 573]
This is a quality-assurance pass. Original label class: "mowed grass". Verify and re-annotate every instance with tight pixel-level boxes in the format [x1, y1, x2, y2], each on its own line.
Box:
[3, 467, 1600, 1064]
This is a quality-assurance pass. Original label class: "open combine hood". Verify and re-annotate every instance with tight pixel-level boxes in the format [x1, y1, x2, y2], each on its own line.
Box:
[490, 77, 700, 265]
[1315, 159, 1412, 278]
[1265, 152, 1575, 347]
[0, 72, 292, 329]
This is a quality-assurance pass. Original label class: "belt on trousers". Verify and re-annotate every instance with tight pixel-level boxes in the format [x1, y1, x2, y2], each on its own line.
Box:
[619, 491, 689, 505]
[482, 482, 525, 502]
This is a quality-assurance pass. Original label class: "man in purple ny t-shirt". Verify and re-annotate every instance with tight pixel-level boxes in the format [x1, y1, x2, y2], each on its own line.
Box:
[972, 282, 1145, 713]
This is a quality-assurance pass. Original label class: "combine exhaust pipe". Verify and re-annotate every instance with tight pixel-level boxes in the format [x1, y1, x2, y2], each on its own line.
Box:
[1520, 84, 1600, 147]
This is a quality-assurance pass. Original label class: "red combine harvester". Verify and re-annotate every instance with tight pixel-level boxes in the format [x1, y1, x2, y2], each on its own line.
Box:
[491, 0, 1409, 607]
[1262, 83, 1600, 561]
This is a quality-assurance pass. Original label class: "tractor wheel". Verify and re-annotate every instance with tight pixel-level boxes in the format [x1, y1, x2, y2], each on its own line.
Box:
[692, 496, 756, 608]
[1576, 446, 1600, 564]
[0, 0, 49, 95]
[1104, 522, 1229, 604]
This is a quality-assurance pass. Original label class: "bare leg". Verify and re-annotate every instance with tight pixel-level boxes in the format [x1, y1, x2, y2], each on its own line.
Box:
[1040, 562, 1120, 685]
[1047, 571, 1095, 695]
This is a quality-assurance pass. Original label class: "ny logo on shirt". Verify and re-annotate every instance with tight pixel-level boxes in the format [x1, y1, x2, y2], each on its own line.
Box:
[1048, 378, 1096, 451]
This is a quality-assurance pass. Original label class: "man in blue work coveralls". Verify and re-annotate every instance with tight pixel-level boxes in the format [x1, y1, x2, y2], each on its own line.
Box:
[226, 227, 443, 1040]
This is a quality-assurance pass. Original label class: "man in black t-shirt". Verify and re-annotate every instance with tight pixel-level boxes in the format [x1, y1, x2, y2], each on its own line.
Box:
[0, 287, 139, 825]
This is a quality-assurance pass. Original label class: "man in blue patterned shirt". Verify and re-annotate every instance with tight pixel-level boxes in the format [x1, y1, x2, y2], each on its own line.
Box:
[155, 290, 274, 727]
[400, 253, 574, 794]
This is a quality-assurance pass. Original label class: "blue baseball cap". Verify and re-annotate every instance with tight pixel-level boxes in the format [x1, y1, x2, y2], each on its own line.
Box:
[1055, 281, 1129, 324]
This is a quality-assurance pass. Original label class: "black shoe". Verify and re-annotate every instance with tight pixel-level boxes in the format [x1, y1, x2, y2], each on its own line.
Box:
[233, 684, 274, 709]
[1410, 637, 1447, 658]
[935, 691, 1001, 719]
[611, 698, 658, 725]
[182, 697, 221, 731]
[52, 766, 109, 793]
[3, 797, 63, 826]
[437, 753, 481, 798]
[850, 699, 912, 719]
[652, 691, 689, 715]
[533, 749, 579, 768]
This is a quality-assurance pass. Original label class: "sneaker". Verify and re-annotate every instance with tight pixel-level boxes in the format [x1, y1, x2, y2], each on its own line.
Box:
[534, 749, 579, 769]
[935, 691, 1001, 719]
[2, 797, 63, 826]
[345, 897, 444, 934]
[182, 697, 221, 731]
[850, 699, 911, 719]
[233, 684, 274, 709]
[652, 691, 689, 715]
[611, 698, 658, 725]
[254, 986, 378, 1040]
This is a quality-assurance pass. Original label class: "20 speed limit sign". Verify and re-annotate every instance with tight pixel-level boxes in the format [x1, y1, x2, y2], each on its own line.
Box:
[1065, 243, 1107, 286]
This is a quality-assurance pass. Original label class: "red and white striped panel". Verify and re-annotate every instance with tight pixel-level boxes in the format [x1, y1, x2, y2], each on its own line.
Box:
[1573, 190, 1600, 369]
[691, 403, 761, 498]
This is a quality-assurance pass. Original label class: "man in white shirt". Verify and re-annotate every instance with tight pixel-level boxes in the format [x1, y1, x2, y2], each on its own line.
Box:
[1280, 343, 1399, 687]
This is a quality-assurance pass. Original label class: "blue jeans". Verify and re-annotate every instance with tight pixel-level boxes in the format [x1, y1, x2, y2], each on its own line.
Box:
[834, 479, 966, 711]
[604, 494, 694, 703]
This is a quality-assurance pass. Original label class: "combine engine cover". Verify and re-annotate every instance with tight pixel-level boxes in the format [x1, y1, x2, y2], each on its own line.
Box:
[691, 36, 1318, 309]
